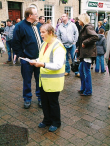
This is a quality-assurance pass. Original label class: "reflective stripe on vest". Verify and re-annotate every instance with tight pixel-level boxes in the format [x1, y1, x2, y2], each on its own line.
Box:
[49, 41, 65, 65]
[41, 73, 65, 78]
[39, 42, 45, 52]
[49, 41, 59, 62]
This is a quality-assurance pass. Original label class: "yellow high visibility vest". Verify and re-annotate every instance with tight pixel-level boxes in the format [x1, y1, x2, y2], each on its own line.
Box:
[39, 38, 66, 92]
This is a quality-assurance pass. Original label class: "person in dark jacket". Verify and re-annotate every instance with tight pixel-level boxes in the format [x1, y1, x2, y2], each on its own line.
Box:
[0, 23, 6, 44]
[37, 16, 45, 42]
[0, 23, 5, 34]
[55, 18, 62, 33]
[77, 13, 98, 96]
[95, 28, 106, 73]
[13, 7, 42, 109]
[74, 17, 81, 77]
[4, 19, 15, 63]
[103, 19, 109, 39]
[75, 17, 80, 34]
[96, 21, 105, 34]
[103, 19, 109, 32]
[13, 18, 21, 64]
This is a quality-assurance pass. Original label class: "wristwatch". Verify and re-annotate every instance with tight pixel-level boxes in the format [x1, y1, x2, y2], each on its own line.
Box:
[43, 63, 45, 68]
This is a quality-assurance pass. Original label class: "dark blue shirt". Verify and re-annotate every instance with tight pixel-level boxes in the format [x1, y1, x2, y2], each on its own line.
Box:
[13, 19, 40, 59]
[37, 22, 43, 42]
[96, 25, 105, 34]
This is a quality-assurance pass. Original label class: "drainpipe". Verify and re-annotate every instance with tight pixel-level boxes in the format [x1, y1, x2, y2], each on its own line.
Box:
[79, 0, 81, 14]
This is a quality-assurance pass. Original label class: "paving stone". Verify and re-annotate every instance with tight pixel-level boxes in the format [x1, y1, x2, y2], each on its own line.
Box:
[40, 139, 54, 146]
[1, 114, 12, 120]
[92, 132, 107, 141]
[83, 136, 103, 146]
[56, 130, 73, 140]
[82, 115, 95, 122]
[85, 144, 93, 146]
[75, 131, 87, 138]
[30, 132, 46, 143]
[43, 132, 59, 141]
[26, 141, 39, 146]
[0, 54, 110, 145]
[65, 144, 75, 146]
[55, 137, 70, 146]
[68, 136, 88, 146]
[63, 126, 79, 135]
[100, 144, 108, 146]
[102, 137, 110, 145]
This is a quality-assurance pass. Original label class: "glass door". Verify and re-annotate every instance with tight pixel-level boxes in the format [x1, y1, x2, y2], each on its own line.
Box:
[87, 12, 97, 28]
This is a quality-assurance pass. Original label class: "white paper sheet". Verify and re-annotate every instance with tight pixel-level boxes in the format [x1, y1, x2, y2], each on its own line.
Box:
[19, 57, 36, 63]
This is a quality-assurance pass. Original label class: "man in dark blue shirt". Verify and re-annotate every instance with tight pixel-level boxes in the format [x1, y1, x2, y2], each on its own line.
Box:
[37, 16, 45, 42]
[13, 7, 42, 109]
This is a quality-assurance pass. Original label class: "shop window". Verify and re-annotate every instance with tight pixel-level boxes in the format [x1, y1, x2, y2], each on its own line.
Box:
[64, 7, 73, 19]
[44, 5, 53, 25]
[87, 12, 97, 28]
[98, 13, 105, 21]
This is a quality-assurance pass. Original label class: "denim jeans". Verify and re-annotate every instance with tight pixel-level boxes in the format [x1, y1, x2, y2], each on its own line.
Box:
[6, 40, 13, 61]
[21, 59, 41, 102]
[79, 61, 92, 95]
[95, 55, 105, 73]
[65, 44, 76, 73]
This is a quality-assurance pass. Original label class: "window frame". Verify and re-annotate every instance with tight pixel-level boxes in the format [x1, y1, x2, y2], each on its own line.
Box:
[44, 5, 54, 27]
[64, 6, 73, 19]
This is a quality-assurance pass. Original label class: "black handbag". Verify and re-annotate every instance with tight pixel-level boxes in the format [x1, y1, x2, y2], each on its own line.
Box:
[71, 53, 80, 72]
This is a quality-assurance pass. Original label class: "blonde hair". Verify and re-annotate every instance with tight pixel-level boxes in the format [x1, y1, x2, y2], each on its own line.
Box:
[98, 21, 102, 26]
[78, 13, 90, 25]
[46, 19, 51, 24]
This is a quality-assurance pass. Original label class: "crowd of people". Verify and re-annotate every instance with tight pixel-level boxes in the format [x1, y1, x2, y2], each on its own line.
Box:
[0, 6, 110, 132]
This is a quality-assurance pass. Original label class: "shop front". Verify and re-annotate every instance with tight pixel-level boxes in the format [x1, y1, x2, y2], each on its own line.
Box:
[82, 0, 110, 29]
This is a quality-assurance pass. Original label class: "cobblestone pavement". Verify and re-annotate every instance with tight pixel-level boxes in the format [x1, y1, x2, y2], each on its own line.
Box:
[0, 53, 110, 146]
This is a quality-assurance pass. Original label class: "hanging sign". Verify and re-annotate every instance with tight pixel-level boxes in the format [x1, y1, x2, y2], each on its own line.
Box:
[88, 1, 103, 8]
[88, 2, 98, 7]
[98, 3, 103, 8]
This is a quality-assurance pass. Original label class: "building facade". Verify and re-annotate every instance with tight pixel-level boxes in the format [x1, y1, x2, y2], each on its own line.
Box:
[81, 0, 110, 28]
[0, 0, 79, 27]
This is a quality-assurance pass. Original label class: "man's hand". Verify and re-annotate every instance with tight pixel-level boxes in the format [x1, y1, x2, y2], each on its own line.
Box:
[75, 49, 78, 53]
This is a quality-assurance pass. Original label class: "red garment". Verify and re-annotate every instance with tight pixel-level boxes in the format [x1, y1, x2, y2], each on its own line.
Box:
[109, 53, 110, 60]
[43, 43, 48, 55]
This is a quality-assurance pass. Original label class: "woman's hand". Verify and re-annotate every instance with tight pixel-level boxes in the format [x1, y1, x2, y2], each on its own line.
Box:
[29, 60, 36, 66]
[82, 43, 85, 48]
[30, 61, 45, 68]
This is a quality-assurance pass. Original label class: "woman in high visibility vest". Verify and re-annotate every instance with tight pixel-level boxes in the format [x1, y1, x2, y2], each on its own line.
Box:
[30, 24, 66, 132]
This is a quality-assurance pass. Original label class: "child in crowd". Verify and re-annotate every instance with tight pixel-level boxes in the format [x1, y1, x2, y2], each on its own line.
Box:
[95, 28, 106, 73]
